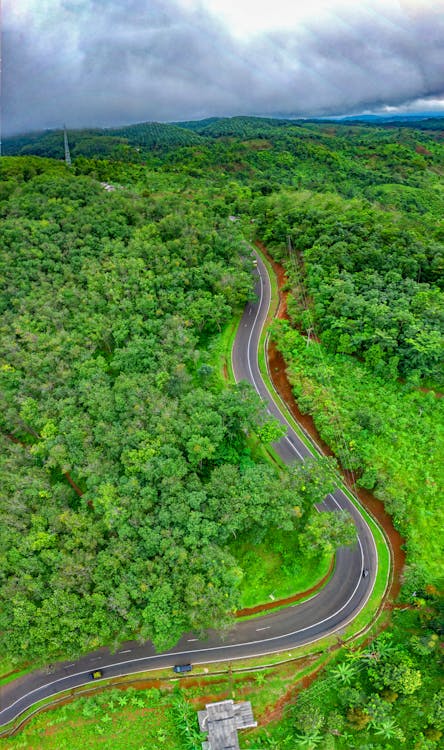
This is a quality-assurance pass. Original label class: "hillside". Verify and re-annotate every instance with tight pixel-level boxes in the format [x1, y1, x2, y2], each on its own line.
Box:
[0, 117, 443, 749]
[2, 122, 204, 160]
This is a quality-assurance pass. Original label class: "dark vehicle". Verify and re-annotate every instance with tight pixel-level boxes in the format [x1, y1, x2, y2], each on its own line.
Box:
[362, 568, 369, 578]
[173, 664, 192, 674]
[89, 669, 103, 680]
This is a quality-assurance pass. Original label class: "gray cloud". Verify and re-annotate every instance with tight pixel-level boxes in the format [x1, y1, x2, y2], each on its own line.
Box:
[3, 0, 444, 135]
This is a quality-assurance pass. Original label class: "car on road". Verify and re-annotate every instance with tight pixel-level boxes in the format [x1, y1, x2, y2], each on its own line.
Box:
[173, 664, 192, 674]
[362, 568, 369, 578]
[89, 669, 104, 679]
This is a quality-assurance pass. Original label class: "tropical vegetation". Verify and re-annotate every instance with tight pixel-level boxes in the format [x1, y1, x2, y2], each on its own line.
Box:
[1, 114, 442, 747]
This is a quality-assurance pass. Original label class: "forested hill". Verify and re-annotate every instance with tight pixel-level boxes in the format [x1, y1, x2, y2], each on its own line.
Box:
[4, 115, 443, 172]
[0, 158, 259, 660]
[0, 156, 346, 664]
[2, 122, 203, 161]
[1, 115, 443, 748]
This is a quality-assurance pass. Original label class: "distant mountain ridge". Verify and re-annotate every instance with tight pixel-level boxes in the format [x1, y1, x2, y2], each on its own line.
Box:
[175, 115, 301, 137]
[2, 112, 443, 159]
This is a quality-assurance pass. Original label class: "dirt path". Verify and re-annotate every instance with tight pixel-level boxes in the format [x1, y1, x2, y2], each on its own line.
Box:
[260, 246, 406, 601]
[259, 658, 326, 726]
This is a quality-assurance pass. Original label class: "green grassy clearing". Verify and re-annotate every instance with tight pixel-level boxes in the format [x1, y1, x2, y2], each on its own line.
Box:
[208, 306, 243, 383]
[0, 658, 36, 689]
[0, 660, 15, 678]
[0, 661, 28, 680]
[230, 527, 332, 608]
[245, 432, 285, 470]
[1, 688, 188, 750]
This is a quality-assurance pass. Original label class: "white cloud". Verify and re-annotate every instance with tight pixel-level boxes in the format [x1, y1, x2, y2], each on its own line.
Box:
[3, 0, 443, 134]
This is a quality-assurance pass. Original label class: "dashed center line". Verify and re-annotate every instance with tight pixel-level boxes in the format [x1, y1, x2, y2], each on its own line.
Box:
[0, 252, 377, 730]
[118, 649, 132, 654]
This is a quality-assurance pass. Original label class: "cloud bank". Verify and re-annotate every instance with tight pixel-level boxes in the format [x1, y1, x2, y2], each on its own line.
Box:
[3, 0, 444, 135]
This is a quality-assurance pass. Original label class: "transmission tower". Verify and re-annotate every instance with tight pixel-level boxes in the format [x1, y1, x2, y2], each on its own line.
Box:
[0, 0, 3, 157]
[63, 125, 72, 166]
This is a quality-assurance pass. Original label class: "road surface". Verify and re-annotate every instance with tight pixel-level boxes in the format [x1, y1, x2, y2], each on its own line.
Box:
[0, 251, 379, 727]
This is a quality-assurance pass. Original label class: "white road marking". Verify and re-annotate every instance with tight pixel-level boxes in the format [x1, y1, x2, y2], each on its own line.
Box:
[256, 626, 271, 632]
[0, 253, 380, 727]
[231, 251, 375, 591]
[284, 433, 305, 460]
[0, 526, 374, 726]
[118, 650, 132, 654]
[244, 268, 266, 399]
[187, 639, 199, 642]
[292, 591, 320, 606]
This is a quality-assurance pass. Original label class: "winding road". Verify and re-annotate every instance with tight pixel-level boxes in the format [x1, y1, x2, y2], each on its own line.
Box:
[0, 251, 379, 728]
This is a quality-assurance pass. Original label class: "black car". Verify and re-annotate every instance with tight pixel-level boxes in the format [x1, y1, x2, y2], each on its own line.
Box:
[173, 664, 192, 674]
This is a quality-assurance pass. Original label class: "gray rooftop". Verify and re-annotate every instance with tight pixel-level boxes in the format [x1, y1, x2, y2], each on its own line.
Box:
[198, 699, 257, 750]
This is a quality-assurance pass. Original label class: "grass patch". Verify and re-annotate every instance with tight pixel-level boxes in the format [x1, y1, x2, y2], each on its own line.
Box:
[230, 527, 332, 608]
[0, 660, 27, 679]
[1, 688, 186, 749]
[208, 307, 243, 383]
[245, 432, 285, 470]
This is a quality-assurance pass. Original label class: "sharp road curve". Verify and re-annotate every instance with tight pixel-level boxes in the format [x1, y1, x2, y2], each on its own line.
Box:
[0, 252, 379, 727]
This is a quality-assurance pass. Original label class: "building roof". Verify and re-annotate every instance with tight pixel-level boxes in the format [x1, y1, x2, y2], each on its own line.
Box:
[198, 699, 257, 750]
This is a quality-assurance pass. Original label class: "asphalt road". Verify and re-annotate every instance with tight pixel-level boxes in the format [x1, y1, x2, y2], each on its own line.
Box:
[0, 252, 378, 727]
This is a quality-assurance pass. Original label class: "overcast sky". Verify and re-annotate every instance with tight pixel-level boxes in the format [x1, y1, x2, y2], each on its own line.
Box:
[3, 0, 444, 135]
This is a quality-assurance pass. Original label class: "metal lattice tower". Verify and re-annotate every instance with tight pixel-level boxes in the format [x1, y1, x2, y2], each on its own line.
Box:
[0, 0, 3, 157]
[63, 125, 71, 166]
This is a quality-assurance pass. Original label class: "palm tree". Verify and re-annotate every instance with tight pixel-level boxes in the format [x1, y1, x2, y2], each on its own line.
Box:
[294, 730, 323, 748]
[373, 718, 399, 740]
[333, 660, 357, 685]
[365, 635, 398, 662]
[345, 646, 364, 661]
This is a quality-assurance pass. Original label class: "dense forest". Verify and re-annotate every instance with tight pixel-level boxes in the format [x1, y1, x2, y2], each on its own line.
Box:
[0, 155, 348, 663]
[1, 116, 443, 747]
